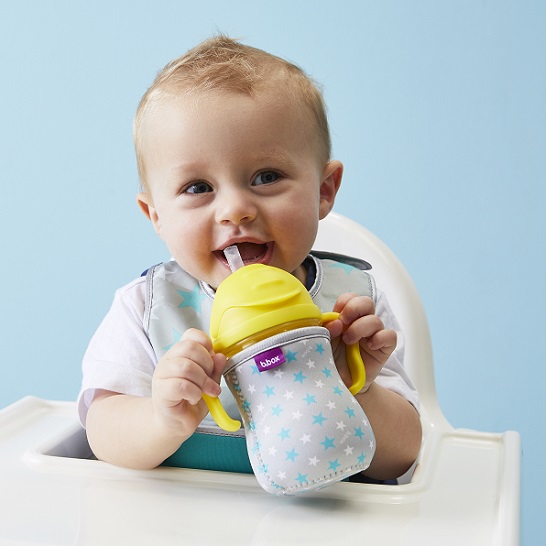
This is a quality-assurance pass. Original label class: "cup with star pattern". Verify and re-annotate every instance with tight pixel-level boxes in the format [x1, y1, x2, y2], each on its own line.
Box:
[223, 325, 375, 495]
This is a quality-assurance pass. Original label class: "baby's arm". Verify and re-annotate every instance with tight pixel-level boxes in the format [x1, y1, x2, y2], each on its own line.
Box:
[86, 329, 225, 470]
[325, 293, 422, 480]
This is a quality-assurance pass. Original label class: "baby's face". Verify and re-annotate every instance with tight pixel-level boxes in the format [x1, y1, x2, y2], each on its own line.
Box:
[138, 89, 340, 289]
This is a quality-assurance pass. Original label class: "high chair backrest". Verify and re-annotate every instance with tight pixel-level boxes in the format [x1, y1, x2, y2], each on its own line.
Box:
[314, 212, 449, 433]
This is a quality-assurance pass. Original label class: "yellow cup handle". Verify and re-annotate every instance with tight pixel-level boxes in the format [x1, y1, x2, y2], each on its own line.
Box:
[321, 312, 366, 395]
[202, 393, 241, 432]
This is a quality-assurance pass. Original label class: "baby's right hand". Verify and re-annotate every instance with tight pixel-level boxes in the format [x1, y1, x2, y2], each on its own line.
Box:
[151, 328, 226, 436]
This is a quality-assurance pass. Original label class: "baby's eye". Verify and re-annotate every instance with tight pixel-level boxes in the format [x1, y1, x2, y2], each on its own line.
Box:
[185, 180, 213, 194]
[252, 170, 281, 186]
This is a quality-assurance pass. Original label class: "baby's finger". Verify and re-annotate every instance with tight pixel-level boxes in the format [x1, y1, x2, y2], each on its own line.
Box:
[210, 353, 227, 384]
[323, 318, 344, 340]
[332, 292, 360, 314]
[156, 354, 220, 402]
[338, 296, 375, 326]
[366, 328, 397, 354]
[155, 372, 206, 406]
[342, 314, 384, 345]
[164, 339, 216, 377]
[181, 328, 215, 353]
[202, 375, 223, 398]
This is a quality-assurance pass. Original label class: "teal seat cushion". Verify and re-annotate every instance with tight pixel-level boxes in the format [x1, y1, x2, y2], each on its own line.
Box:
[162, 428, 253, 474]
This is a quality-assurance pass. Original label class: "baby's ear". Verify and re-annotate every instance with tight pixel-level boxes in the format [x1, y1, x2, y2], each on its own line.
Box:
[319, 160, 343, 219]
[137, 193, 162, 236]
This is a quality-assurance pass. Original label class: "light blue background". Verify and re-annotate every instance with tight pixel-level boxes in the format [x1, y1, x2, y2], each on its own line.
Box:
[1, 1, 543, 543]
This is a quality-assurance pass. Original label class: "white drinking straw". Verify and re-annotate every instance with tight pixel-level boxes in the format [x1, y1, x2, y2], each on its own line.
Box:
[224, 245, 245, 272]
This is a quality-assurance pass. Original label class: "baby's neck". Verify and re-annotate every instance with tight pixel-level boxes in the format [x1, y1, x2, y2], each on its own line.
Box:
[292, 263, 307, 286]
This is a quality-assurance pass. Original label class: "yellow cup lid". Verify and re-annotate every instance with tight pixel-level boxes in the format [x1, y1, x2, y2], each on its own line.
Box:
[210, 264, 321, 353]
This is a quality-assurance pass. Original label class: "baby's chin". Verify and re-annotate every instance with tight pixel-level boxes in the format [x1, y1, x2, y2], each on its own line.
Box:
[198, 268, 230, 291]
[169, 258, 226, 290]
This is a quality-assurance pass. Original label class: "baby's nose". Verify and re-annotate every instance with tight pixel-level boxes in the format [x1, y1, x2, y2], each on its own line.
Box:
[217, 192, 257, 225]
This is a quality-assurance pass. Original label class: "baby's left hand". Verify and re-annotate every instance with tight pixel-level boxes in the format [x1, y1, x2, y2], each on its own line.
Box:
[324, 292, 397, 392]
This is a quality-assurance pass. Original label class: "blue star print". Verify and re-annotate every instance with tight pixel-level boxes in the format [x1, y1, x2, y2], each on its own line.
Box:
[322, 366, 332, 378]
[162, 329, 181, 351]
[315, 343, 325, 355]
[330, 262, 355, 275]
[285, 448, 299, 462]
[277, 428, 291, 440]
[328, 459, 341, 471]
[293, 371, 307, 383]
[263, 386, 275, 398]
[357, 452, 366, 464]
[286, 350, 298, 362]
[295, 473, 308, 484]
[312, 412, 327, 426]
[304, 393, 317, 405]
[345, 407, 356, 418]
[321, 436, 335, 450]
[354, 427, 364, 439]
[176, 285, 207, 313]
[333, 386, 343, 396]
[271, 404, 283, 416]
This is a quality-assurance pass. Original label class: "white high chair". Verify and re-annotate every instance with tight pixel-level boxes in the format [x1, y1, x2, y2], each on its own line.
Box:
[0, 212, 521, 545]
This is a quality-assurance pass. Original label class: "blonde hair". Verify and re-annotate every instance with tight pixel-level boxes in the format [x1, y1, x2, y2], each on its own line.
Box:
[133, 35, 331, 190]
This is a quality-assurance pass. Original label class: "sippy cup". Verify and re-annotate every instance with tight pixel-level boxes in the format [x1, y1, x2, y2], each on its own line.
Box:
[202, 247, 375, 495]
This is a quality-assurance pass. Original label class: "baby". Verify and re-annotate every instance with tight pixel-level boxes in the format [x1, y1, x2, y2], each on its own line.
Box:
[79, 36, 421, 480]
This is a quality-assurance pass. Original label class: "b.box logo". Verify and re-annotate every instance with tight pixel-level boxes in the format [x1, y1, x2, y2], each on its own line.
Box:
[254, 347, 286, 372]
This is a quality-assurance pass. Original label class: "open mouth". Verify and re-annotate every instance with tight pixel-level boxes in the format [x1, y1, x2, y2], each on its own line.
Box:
[216, 242, 273, 267]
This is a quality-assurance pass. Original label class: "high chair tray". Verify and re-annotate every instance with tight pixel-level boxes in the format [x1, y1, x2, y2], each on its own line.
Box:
[0, 397, 519, 545]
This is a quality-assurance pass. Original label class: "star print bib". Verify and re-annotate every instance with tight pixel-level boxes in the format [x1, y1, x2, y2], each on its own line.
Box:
[223, 325, 375, 495]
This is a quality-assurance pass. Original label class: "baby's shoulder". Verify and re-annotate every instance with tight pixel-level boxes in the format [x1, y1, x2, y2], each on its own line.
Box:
[115, 275, 147, 300]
